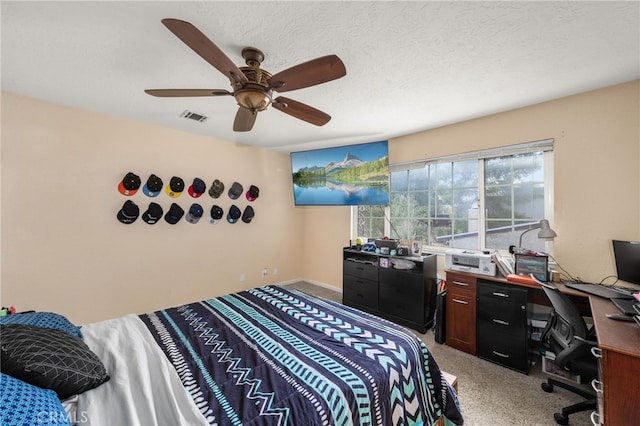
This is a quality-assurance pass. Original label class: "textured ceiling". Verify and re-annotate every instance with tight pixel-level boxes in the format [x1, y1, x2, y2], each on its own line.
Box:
[2, 1, 639, 152]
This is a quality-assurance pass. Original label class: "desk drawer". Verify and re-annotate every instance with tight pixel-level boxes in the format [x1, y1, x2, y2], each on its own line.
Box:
[477, 318, 526, 339]
[477, 301, 527, 338]
[477, 281, 527, 330]
[446, 272, 477, 293]
[477, 280, 528, 304]
[446, 287, 477, 355]
[477, 332, 528, 373]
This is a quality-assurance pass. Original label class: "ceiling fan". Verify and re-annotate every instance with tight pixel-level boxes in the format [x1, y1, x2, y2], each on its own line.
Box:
[145, 19, 347, 132]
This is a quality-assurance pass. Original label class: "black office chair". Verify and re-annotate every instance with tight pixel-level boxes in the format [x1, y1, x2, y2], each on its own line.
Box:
[533, 276, 598, 425]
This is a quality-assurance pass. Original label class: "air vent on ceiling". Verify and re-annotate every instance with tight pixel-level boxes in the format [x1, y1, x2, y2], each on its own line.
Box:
[180, 110, 208, 123]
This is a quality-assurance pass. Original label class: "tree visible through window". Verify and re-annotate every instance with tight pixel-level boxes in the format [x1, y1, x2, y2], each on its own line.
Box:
[484, 153, 546, 251]
[356, 143, 552, 254]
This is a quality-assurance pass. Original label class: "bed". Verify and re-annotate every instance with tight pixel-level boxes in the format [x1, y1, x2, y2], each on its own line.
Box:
[1, 285, 463, 425]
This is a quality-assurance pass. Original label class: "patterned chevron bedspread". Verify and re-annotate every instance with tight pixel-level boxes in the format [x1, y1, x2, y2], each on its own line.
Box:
[138, 285, 463, 426]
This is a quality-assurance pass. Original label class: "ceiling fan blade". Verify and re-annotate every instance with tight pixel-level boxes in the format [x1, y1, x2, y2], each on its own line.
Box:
[161, 18, 248, 84]
[145, 89, 231, 97]
[272, 97, 331, 126]
[267, 55, 346, 92]
[233, 107, 257, 132]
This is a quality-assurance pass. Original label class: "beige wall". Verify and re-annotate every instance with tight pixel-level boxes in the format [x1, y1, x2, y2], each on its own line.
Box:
[1, 92, 304, 324]
[303, 80, 640, 289]
[300, 205, 352, 286]
[2, 81, 639, 324]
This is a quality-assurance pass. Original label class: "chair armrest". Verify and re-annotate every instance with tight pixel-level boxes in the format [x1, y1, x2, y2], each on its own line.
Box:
[554, 336, 597, 368]
[573, 335, 598, 347]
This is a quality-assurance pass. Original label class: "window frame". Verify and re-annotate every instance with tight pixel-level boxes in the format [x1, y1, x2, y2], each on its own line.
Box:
[352, 139, 555, 255]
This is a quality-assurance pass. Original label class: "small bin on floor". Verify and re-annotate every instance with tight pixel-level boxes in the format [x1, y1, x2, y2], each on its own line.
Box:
[542, 351, 581, 384]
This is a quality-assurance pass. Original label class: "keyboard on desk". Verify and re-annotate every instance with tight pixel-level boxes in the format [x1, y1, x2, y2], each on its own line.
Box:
[564, 282, 635, 300]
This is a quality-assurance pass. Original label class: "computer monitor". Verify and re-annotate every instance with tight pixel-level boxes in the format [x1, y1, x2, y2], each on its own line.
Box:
[613, 240, 640, 285]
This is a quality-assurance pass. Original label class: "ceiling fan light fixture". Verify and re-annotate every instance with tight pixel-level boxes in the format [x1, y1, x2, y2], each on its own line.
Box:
[146, 20, 345, 131]
[235, 88, 272, 112]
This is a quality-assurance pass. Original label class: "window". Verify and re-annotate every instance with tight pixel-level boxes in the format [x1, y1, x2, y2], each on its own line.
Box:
[355, 140, 554, 253]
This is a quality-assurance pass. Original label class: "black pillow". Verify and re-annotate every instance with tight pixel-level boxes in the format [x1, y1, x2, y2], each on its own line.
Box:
[0, 324, 109, 399]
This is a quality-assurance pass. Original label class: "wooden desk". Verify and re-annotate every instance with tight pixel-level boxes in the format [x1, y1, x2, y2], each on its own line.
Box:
[444, 270, 640, 425]
[590, 296, 640, 425]
[445, 271, 589, 359]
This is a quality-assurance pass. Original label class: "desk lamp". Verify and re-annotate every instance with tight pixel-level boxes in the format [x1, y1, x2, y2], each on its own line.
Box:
[519, 219, 557, 248]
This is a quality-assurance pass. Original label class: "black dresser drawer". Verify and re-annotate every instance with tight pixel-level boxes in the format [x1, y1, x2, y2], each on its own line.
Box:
[343, 260, 379, 281]
[343, 275, 378, 308]
[379, 286, 423, 324]
[342, 249, 437, 334]
[379, 269, 424, 323]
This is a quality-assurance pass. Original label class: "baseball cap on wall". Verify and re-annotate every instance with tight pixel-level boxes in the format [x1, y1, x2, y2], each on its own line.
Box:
[143, 174, 164, 197]
[245, 185, 260, 202]
[117, 200, 139, 224]
[141, 202, 163, 224]
[228, 182, 243, 200]
[227, 205, 241, 224]
[185, 203, 204, 224]
[166, 176, 185, 198]
[209, 205, 224, 224]
[164, 203, 184, 224]
[188, 178, 206, 198]
[242, 206, 255, 223]
[208, 179, 225, 198]
[118, 172, 141, 196]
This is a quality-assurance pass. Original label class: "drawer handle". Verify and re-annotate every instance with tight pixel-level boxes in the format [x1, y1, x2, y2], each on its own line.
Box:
[492, 350, 510, 358]
[591, 346, 602, 359]
[452, 298, 469, 305]
[492, 319, 510, 326]
[591, 379, 603, 394]
[590, 411, 600, 426]
[492, 292, 509, 298]
[356, 267, 364, 271]
[452, 281, 469, 287]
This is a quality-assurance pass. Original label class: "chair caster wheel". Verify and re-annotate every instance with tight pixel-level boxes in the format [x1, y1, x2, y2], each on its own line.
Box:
[542, 382, 554, 393]
[554, 412, 569, 425]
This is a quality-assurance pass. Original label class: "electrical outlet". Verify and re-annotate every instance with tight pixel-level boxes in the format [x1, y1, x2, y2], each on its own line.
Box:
[273, 268, 278, 276]
[240, 274, 245, 282]
[261, 268, 268, 277]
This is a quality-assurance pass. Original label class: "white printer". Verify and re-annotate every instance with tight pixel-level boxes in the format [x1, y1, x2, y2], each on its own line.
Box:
[445, 249, 496, 276]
